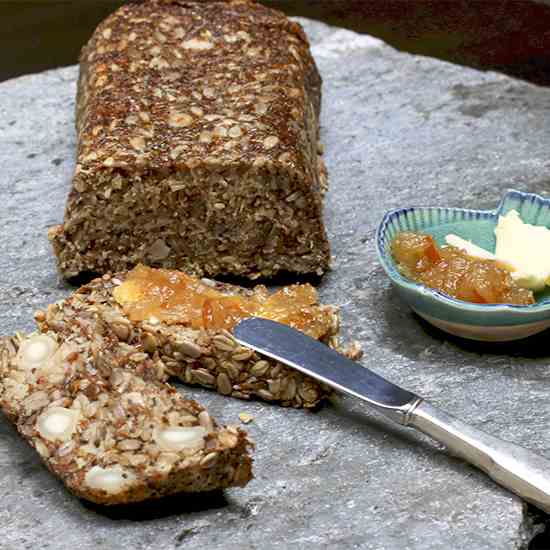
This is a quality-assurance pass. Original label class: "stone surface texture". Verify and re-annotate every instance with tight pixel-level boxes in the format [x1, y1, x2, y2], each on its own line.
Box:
[1, 17, 550, 550]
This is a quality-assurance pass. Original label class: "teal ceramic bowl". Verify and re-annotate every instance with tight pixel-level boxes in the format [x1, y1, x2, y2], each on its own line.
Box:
[376, 190, 550, 341]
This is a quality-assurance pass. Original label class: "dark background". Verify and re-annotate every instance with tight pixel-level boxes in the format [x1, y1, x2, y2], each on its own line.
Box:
[3, 1, 550, 548]
[4, 1, 550, 87]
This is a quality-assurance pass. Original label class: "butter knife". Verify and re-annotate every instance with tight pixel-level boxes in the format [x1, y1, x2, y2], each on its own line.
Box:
[234, 317, 550, 513]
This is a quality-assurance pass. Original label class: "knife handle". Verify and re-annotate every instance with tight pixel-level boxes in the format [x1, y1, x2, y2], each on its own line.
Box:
[408, 400, 550, 513]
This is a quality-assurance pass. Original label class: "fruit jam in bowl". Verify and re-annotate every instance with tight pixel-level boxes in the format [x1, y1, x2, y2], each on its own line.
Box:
[376, 190, 550, 341]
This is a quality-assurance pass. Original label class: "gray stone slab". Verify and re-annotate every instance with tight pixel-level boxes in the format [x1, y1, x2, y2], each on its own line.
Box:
[0, 17, 549, 550]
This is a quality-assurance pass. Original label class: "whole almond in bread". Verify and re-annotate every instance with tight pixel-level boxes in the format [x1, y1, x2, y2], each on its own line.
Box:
[0, 331, 253, 505]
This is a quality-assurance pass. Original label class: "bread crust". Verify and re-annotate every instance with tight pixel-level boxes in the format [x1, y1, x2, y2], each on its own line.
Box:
[0, 332, 253, 505]
[38, 271, 343, 408]
[50, 0, 330, 280]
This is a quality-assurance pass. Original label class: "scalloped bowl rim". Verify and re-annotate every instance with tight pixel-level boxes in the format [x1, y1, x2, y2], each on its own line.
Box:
[376, 189, 550, 317]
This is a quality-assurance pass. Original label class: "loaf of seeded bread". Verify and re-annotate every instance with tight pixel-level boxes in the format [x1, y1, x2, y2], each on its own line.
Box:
[49, 0, 330, 280]
[0, 332, 253, 505]
[36, 267, 361, 408]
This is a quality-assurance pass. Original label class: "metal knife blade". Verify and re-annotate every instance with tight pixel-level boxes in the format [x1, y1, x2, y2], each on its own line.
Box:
[233, 317, 419, 419]
[234, 317, 550, 515]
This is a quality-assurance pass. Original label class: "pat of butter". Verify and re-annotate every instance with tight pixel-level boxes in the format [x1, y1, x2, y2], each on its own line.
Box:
[495, 210, 550, 291]
[444, 235, 496, 260]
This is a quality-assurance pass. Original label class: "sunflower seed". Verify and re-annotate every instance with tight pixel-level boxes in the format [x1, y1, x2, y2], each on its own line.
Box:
[142, 333, 158, 353]
[212, 334, 236, 352]
[257, 389, 274, 401]
[174, 339, 203, 358]
[217, 372, 232, 395]
[193, 369, 216, 386]
[251, 360, 270, 377]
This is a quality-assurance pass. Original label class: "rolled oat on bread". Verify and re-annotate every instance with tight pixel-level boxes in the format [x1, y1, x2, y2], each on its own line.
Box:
[37, 265, 358, 409]
[0, 264, 359, 504]
[49, 0, 330, 280]
[0, 331, 253, 505]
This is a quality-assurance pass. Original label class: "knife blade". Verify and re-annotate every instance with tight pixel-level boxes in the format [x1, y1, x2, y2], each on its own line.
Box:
[234, 317, 550, 514]
[234, 316, 418, 418]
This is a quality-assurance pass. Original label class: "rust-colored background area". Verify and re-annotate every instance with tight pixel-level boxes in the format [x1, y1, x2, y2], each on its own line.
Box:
[2, 1, 550, 85]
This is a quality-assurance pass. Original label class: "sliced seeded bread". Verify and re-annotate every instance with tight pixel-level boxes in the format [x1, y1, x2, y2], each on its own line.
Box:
[36, 267, 360, 408]
[0, 332, 252, 505]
